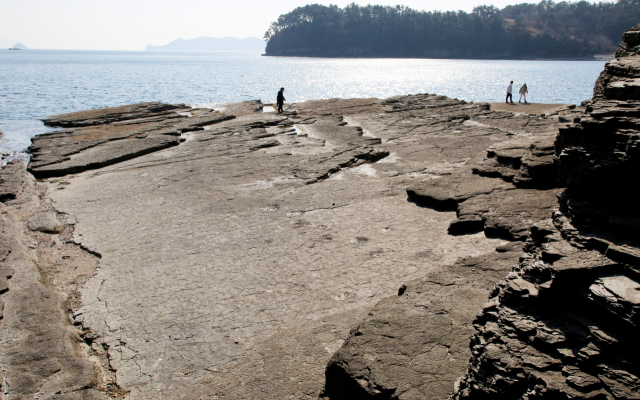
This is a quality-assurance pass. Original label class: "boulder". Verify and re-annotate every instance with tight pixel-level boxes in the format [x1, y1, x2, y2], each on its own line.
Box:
[27, 212, 64, 233]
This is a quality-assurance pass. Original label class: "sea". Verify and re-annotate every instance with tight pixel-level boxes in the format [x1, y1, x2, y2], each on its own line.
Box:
[0, 49, 607, 161]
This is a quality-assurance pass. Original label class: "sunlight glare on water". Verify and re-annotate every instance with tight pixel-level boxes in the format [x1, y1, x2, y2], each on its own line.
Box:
[0, 50, 606, 153]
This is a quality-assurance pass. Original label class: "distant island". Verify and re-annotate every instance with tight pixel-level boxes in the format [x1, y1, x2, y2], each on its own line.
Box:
[146, 37, 265, 52]
[264, 0, 640, 58]
[7, 43, 27, 50]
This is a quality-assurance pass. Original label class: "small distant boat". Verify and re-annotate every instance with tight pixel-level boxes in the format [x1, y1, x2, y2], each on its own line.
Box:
[8, 48, 22, 50]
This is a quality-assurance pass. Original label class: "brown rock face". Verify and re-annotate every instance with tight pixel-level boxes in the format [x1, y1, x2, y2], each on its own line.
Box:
[322, 245, 524, 400]
[452, 25, 640, 400]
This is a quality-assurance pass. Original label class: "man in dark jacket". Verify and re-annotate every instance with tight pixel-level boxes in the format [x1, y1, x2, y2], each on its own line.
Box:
[277, 87, 285, 113]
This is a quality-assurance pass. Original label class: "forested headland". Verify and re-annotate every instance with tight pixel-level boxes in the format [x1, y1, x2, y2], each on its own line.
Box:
[264, 0, 640, 58]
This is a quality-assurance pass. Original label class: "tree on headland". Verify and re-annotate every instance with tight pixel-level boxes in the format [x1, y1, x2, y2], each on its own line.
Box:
[264, 1, 639, 58]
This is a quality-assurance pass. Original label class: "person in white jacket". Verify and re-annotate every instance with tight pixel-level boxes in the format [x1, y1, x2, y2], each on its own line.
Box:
[506, 81, 513, 104]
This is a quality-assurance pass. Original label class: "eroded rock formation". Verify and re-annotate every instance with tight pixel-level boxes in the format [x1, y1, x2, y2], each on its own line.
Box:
[30, 103, 233, 178]
[449, 25, 640, 400]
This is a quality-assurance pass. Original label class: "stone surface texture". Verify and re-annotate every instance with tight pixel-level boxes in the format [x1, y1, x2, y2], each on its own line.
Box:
[27, 211, 65, 233]
[11, 92, 581, 400]
[451, 25, 640, 400]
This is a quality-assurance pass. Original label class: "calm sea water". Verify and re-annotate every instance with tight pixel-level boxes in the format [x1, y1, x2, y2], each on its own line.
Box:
[0, 49, 606, 156]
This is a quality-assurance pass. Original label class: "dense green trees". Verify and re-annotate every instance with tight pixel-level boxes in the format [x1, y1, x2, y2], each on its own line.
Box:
[264, 1, 640, 58]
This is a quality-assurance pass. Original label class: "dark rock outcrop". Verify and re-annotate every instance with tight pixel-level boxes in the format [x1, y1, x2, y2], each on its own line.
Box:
[450, 188, 560, 240]
[452, 24, 640, 400]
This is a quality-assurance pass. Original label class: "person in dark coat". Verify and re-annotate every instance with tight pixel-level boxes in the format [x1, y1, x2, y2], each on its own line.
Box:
[277, 87, 285, 113]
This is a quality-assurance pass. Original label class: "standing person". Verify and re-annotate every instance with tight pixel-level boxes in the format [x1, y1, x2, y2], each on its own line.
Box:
[519, 83, 528, 103]
[277, 87, 285, 113]
[506, 81, 514, 104]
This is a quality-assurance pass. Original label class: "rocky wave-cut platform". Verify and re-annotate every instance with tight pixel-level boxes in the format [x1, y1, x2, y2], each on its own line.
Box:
[317, 105, 580, 399]
[448, 24, 640, 400]
[0, 88, 584, 399]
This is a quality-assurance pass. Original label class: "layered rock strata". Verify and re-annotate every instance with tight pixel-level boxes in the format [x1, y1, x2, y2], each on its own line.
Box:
[15, 93, 577, 398]
[450, 25, 640, 400]
[30, 103, 234, 178]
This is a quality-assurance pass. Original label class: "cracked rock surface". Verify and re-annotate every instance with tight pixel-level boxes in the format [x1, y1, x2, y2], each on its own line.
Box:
[451, 24, 640, 400]
[24, 93, 576, 399]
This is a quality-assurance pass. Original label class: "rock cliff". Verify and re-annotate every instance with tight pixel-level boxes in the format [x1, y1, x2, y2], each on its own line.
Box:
[447, 25, 640, 400]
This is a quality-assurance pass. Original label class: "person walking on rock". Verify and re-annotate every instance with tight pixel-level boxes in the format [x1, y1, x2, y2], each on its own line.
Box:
[519, 83, 528, 103]
[506, 81, 514, 104]
[277, 87, 286, 114]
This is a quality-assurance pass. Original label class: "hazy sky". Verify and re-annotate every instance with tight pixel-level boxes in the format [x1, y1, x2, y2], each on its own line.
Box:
[0, 0, 590, 50]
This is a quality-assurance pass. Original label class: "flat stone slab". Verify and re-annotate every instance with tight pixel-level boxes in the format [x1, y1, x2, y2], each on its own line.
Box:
[407, 174, 512, 210]
[489, 102, 573, 114]
[29, 103, 235, 178]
